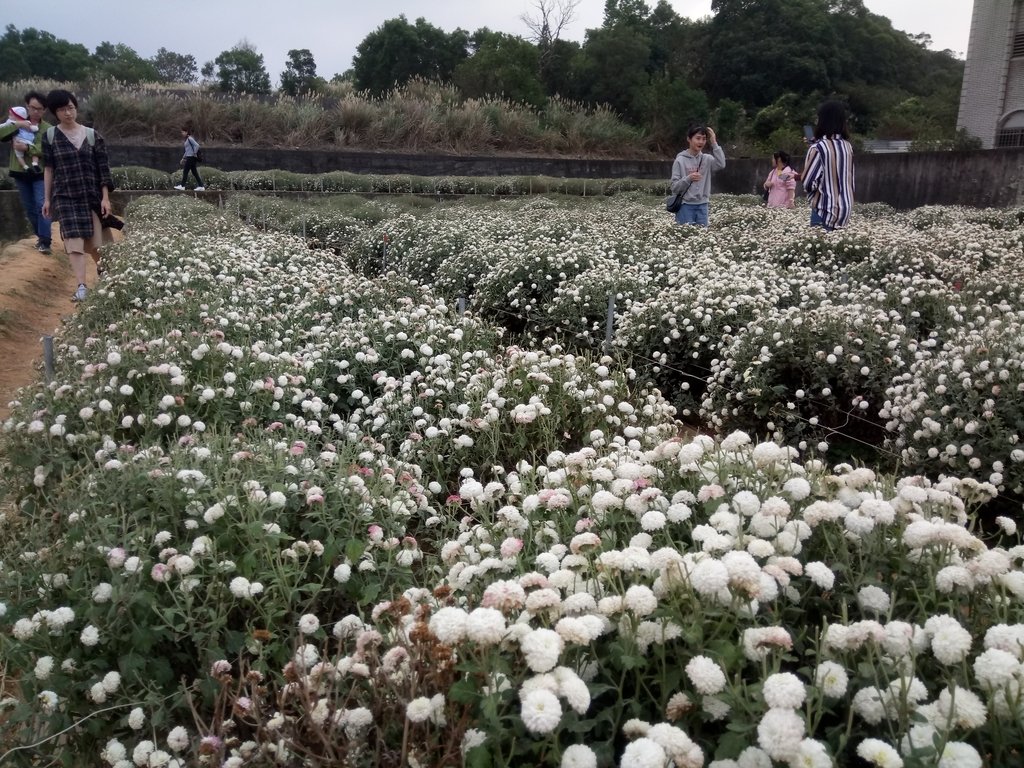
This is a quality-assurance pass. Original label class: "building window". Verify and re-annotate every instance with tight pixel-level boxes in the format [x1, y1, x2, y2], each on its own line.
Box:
[1015, 32, 1024, 58]
[996, 128, 1024, 148]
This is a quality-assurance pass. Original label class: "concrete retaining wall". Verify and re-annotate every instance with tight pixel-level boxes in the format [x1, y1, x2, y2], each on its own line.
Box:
[3, 147, 1021, 240]
[106, 144, 1024, 209]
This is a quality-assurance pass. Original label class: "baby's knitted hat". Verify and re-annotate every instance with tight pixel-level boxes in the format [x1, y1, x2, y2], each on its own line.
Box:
[9, 106, 28, 121]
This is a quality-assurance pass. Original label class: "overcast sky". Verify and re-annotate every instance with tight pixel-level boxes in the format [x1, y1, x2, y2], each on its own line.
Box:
[5, 0, 974, 86]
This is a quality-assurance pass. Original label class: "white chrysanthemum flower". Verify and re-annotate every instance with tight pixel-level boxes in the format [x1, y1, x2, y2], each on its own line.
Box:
[462, 728, 487, 755]
[37, 690, 58, 713]
[936, 741, 981, 768]
[756, 708, 804, 761]
[762, 672, 806, 709]
[406, 696, 433, 723]
[804, 561, 835, 590]
[782, 477, 811, 501]
[297, 614, 320, 634]
[554, 667, 591, 715]
[429, 606, 468, 645]
[101, 671, 121, 693]
[858, 585, 891, 615]
[640, 510, 667, 531]
[685, 656, 727, 695]
[690, 557, 729, 596]
[647, 722, 703, 768]
[856, 738, 903, 768]
[92, 583, 114, 603]
[852, 687, 886, 725]
[736, 746, 773, 768]
[702, 695, 731, 721]
[731, 490, 761, 516]
[34, 656, 54, 680]
[994, 516, 1017, 535]
[720, 431, 752, 452]
[520, 688, 562, 734]
[935, 686, 987, 729]
[620, 737, 667, 768]
[973, 647, 1020, 690]
[80, 625, 100, 647]
[815, 661, 848, 699]
[128, 707, 146, 729]
[466, 607, 507, 645]
[561, 743, 597, 768]
[12, 618, 40, 643]
[792, 739, 832, 768]
[521, 628, 564, 673]
[899, 722, 938, 759]
[101, 738, 127, 764]
[166, 726, 190, 753]
[624, 585, 658, 616]
[925, 614, 972, 665]
[131, 741, 154, 768]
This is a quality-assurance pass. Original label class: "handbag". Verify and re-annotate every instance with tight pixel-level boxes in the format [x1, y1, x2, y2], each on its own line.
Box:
[665, 193, 683, 214]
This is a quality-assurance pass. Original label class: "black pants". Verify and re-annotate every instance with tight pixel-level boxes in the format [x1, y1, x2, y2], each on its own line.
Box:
[181, 157, 203, 187]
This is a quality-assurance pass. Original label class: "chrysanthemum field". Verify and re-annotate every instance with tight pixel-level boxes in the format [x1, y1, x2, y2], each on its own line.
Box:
[2, 195, 1024, 768]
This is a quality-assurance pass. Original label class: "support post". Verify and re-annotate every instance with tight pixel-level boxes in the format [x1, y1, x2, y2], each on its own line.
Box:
[604, 294, 615, 354]
[43, 335, 54, 382]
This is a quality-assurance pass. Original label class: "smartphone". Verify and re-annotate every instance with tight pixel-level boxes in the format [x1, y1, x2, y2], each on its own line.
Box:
[802, 124, 815, 141]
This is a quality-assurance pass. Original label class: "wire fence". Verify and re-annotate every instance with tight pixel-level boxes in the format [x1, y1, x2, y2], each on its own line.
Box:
[455, 293, 902, 462]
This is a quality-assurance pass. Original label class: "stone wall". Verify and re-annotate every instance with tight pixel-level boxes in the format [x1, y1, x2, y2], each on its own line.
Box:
[107, 144, 1024, 209]
[3, 147, 1021, 240]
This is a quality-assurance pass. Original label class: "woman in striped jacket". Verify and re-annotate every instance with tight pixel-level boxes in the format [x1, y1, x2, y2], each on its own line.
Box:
[802, 101, 854, 231]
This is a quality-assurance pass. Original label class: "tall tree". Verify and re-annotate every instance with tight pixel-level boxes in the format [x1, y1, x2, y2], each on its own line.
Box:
[0, 25, 91, 81]
[91, 42, 159, 84]
[150, 47, 198, 84]
[521, 0, 581, 94]
[521, 0, 581, 47]
[602, 0, 651, 28]
[573, 24, 651, 121]
[352, 16, 469, 95]
[454, 30, 545, 106]
[705, 0, 839, 108]
[214, 41, 271, 94]
[280, 49, 323, 96]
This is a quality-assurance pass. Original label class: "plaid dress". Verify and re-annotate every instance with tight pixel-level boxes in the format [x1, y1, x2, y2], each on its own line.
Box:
[42, 126, 114, 239]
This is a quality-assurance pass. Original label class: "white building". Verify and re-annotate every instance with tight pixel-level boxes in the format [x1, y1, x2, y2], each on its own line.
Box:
[957, 0, 1024, 148]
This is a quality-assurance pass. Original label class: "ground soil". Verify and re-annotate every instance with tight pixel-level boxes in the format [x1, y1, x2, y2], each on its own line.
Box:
[0, 229, 105, 422]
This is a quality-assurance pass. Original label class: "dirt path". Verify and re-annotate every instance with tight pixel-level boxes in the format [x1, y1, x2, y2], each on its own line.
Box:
[0, 231, 103, 422]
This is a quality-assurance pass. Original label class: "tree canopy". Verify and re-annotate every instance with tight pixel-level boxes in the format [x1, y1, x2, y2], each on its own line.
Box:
[151, 47, 198, 84]
[280, 49, 324, 97]
[0, 25, 91, 81]
[91, 42, 159, 84]
[214, 41, 272, 94]
[352, 16, 469, 96]
[0, 3, 967, 150]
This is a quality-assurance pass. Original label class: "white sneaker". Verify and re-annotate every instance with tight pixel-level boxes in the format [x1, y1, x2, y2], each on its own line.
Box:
[71, 283, 87, 302]
[173, 185, 185, 191]
[195, 186, 205, 191]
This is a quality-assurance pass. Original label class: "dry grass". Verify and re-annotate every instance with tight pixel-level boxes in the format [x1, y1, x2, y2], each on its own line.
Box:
[0, 78, 653, 157]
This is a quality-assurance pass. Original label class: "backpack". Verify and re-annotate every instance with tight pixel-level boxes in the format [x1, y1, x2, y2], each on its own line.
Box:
[188, 136, 204, 164]
[45, 126, 96, 147]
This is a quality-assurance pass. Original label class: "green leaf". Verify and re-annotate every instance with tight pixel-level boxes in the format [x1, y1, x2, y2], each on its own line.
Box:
[466, 745, 492, 768]
[714, 731, 749, 759]
[345, 538, 365, 563]
[359, 581, 380, 605]
[449, 678, 480, 705]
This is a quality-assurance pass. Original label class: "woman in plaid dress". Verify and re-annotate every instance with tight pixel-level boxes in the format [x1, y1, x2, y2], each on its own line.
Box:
[42, 89, 114, 302]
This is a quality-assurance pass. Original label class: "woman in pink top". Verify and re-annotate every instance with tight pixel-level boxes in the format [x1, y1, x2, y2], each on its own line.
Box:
[763, 150, 797, 208]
